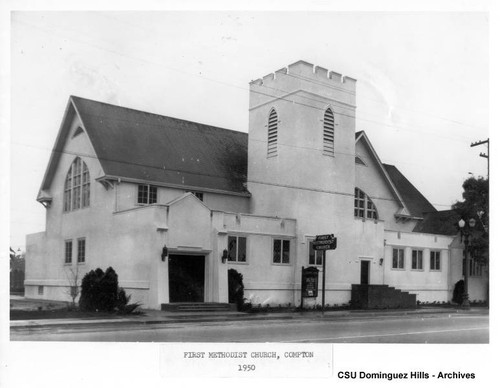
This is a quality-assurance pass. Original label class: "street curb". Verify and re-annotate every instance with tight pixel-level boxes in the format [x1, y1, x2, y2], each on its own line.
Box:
[10, 307, 487, 330]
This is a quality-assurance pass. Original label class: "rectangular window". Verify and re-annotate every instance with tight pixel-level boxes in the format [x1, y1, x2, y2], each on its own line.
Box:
[64, 175, 72, 212]
[462, 252, 484, 277]
[77, 238, 86, 263]
[65, 240, 73, 264]
[392, 248, 405, 269]
[72, 161, 82, 210]
[470, 258, 482, 277]
[138, 184, 157, 204]
[464, 253, 482, 277]
[38, 286, 44, 295]
[430, 251, 441, 271]
[82, 168, 90, 207]
[354, 188, 365, 218]
[411, 250, 423, 270]
[227, 236, 247, 262]
[366, 200, 377, 219]
[273, 239, 290, 264]
[308, 241, 324, 266]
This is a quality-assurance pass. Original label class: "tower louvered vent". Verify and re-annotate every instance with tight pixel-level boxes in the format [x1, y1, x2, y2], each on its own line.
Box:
[267, 108, 278, 157]
[323, 108, 335, 156]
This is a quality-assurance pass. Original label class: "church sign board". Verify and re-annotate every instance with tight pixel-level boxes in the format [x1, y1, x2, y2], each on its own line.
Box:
[312, 234, 337, 251]
[311, 233, 338, 314]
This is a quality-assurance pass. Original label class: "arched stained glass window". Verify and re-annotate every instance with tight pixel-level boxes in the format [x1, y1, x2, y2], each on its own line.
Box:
[354, 187, 378, 220]
[64, 157, 90, 212]
[267, 108, 278, 157]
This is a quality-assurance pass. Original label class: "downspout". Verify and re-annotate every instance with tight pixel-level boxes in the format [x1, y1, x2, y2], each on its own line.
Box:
[291, 219, 298, 307]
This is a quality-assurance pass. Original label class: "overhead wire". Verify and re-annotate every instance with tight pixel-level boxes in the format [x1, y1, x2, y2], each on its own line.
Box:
[11, 15, 478, 209]
[11, 16, 487, 144]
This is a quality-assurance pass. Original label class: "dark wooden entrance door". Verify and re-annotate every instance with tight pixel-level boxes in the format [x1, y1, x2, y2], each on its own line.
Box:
[360, 260, 370, 285]
[168, 255, 205, 303]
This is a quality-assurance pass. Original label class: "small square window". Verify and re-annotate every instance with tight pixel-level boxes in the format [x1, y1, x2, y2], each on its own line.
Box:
[138, 185, 157, 204]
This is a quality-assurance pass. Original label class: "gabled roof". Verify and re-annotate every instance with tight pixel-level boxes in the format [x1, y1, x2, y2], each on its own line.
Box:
[165, 192, 210, 212]
[383, 164, 436, 218]
[412, 209, 460, 235]
[40, 96, 249, 197]
[41, 96, 436, 218]
[355, 131, 408, 213]
[355, 131, 436, 219]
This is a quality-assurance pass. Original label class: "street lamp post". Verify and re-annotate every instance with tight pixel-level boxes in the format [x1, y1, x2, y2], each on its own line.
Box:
[458, 218, 476, 309]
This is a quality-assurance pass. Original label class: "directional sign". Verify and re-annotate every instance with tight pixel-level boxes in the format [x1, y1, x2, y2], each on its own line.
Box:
[312, 234, 337, 251]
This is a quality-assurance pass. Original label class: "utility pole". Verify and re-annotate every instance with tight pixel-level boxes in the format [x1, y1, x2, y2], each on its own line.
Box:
[471, 139, 489, 179]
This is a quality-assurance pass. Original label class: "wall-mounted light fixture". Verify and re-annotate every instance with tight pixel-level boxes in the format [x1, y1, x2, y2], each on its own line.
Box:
[161, 245, 169, 262]
[379, 258, 384, 266]
[221, 249, 228, 263]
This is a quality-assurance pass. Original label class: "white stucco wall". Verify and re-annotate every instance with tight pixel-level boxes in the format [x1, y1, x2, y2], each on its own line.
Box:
[384, 230, 454, 302]
[355, 139, 408, 231]
[217, 212, 297, 305]
[115, 181, 249, 214]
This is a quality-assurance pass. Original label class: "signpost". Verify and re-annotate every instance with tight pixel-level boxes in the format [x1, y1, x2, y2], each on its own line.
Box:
[312, 234, 337, 314]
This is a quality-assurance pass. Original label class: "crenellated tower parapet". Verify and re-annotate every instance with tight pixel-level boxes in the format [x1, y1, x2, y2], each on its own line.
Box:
[249, 60, 356, 109]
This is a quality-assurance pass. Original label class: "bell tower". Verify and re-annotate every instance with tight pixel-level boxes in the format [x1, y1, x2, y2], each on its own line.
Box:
[247, 60, 357, 223]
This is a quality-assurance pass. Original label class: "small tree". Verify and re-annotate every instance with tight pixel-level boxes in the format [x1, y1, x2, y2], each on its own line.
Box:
[10, 248, 25, 293]
[65, 267, 81, 309]
[452, 177, 489, 265]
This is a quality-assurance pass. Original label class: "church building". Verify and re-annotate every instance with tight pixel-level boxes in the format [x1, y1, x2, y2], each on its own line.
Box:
[25, 61, 488, 309]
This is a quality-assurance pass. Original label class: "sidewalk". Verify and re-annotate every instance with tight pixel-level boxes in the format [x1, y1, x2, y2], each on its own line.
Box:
[10, 303, 489, 330]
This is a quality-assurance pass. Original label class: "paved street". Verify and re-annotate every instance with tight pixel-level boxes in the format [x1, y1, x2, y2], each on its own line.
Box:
[11, 312, 488, 343]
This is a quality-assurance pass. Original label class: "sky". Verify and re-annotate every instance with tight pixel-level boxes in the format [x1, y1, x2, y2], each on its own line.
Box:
[6, 9, 490, 250]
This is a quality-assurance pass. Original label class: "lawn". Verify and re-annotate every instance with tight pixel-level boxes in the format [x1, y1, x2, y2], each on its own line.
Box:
[10, 297, 130, 320]
[10, 308, 122, 321]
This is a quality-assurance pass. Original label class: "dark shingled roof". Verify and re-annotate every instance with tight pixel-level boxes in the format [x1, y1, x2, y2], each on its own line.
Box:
[382, 164, 436, 218]
[72, 96, 249, 194]
[43, 97, 436, 214]
[413, 209, 460, 235]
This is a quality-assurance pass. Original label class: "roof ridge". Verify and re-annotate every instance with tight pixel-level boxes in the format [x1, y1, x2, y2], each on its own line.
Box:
[70, 95, 248, 136]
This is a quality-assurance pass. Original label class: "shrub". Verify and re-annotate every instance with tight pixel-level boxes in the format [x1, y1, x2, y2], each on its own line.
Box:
[79, 267, 118, 311]
[79, 267, 139, 313]
[452, 280, 465, 305]
[228, 269, 245, 311]
[116, 287, 131, 311]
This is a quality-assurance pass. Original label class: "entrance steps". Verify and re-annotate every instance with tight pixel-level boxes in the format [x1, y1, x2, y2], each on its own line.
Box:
[161, 303, 237, 312]
[351, 284, 416, 309]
